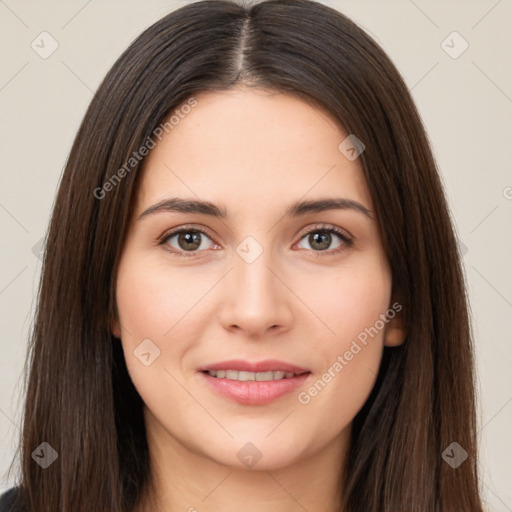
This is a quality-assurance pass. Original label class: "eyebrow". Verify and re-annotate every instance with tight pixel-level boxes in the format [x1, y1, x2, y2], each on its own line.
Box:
[137, 197, 373, 221]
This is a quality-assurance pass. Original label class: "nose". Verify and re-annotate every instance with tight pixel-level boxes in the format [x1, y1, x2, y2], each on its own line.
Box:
[218, 247, 294, 338]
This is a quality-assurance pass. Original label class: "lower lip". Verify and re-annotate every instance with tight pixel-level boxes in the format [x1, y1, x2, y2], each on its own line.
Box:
[199, 371, 310, 405]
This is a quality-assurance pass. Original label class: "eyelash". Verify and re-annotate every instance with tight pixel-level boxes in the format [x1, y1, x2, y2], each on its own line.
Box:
[157, 223, 354, 259]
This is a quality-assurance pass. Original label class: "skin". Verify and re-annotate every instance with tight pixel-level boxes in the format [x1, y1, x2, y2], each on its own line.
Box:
[112, 87, 406, 512]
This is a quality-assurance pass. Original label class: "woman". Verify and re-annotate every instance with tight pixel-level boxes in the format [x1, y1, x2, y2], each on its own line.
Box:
[0, 0, 485, 510]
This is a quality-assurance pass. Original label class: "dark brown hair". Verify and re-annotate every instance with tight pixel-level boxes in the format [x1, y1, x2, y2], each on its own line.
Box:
[5, 0, 484, 510]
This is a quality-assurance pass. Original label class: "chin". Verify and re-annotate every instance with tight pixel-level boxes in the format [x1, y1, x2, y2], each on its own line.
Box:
[202, 433, 310, 471]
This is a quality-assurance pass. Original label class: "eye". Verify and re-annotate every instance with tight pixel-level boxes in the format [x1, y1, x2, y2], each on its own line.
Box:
[295, 224, 353, 255]
[158, 226, 218, 258]
[158, 223, 353, 258]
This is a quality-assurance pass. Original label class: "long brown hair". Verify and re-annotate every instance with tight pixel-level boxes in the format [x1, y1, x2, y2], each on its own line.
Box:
[5, 0, 484, 510]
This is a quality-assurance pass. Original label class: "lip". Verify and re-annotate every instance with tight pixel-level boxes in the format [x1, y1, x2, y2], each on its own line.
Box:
[198, 359, 309, 374]
[197, 359, 311, 405]
[199, 371, 310, 405]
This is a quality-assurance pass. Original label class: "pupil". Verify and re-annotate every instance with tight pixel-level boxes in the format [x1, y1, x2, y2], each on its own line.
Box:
[311, 231, 330, 250]
[179, 232, 201, 250]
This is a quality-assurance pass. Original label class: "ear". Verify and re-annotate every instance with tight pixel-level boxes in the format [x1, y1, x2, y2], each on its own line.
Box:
[112, 319, 121, 339]
[383, 298, 406, 347]
[111, 310, 122, 339]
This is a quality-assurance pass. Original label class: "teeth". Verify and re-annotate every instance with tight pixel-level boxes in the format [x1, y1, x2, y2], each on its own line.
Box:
[226, 370, 238, 380]
[254, 371, 273, 381]
[206, 370, 302, 381]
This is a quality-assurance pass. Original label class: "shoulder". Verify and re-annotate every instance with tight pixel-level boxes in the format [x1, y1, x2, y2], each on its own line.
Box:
[0, 487, 26, 512]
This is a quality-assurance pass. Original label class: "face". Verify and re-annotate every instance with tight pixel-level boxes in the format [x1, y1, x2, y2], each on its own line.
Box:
[112, 87, 405, 471]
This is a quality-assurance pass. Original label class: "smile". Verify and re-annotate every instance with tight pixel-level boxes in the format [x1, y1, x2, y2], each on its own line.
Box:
[203, 369, 307, 381]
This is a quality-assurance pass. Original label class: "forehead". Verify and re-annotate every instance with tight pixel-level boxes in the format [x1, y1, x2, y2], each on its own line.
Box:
[135, 88, 372, 215]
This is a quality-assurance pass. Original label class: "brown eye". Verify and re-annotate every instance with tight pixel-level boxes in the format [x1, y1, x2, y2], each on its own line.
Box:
[176, 231, 202, 251]
[308, 231, 332, 251]
[296, 225, 353, 255]
[160, 228, 217, 257]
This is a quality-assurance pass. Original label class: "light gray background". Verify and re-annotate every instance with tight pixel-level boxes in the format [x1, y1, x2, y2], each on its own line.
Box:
[0, 0, 511, 510]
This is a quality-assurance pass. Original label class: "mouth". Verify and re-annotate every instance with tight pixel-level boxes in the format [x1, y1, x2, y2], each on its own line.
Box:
[197, 359, 311, 405]
[202, 369, 308, 381]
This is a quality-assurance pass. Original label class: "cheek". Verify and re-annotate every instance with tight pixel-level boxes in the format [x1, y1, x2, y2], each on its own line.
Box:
[297, 259, 391, 416]
[310, 258, 392, 345]
[114, 259, 192, 414]
[114, 255, 218, 395]
[115, 257, 209, 340]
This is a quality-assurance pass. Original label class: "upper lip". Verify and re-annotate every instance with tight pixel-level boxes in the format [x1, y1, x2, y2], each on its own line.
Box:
[199, 359, 309, 374]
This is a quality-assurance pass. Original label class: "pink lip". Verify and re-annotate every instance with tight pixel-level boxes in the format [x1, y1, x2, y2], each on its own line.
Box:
[198, 359, 309, 373]
[197, 359, 310, 405]
[199, 372, 310, 405]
